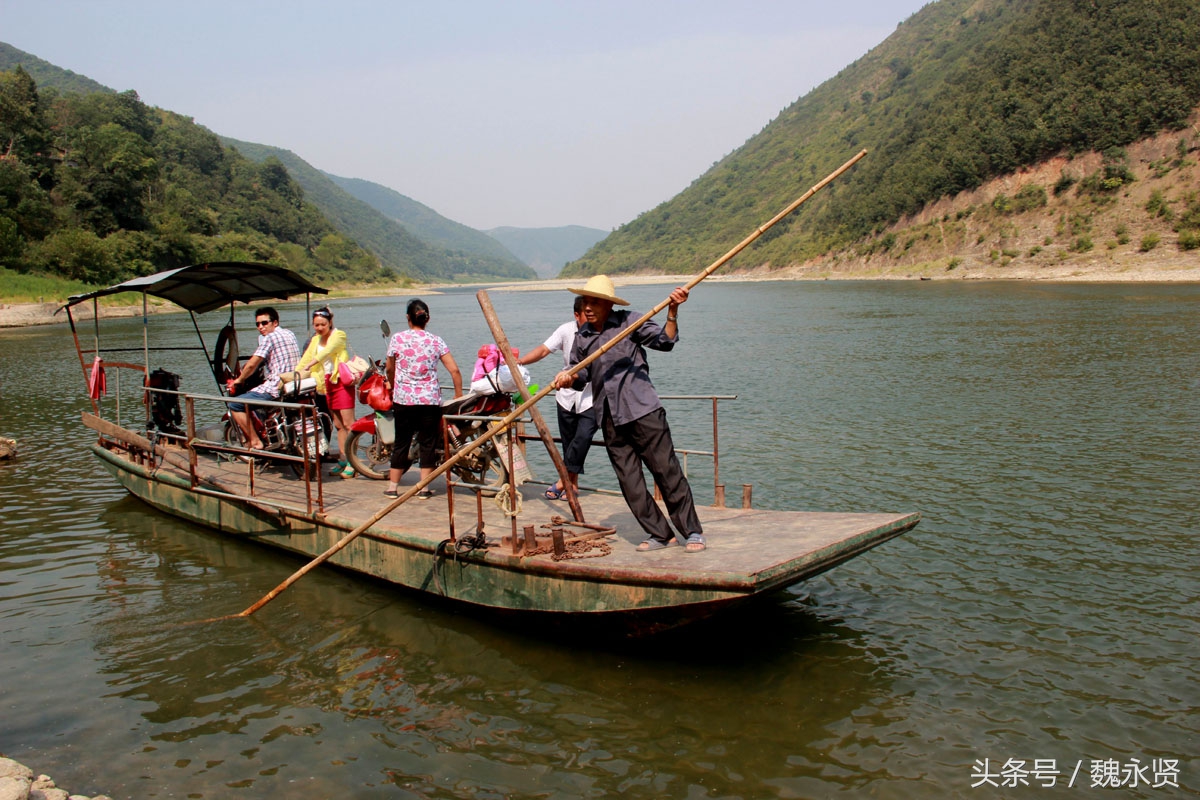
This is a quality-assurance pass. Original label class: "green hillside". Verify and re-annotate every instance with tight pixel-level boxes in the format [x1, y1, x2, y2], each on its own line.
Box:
[0, 42, 113, 96]
[0, 41, 530, 299]
[0, 65, 390, 291]
[486, 225, 608, 278]
[224, 142, 533, 282]
[566, 0, 1200, 277]
[323, 172, 534, 278]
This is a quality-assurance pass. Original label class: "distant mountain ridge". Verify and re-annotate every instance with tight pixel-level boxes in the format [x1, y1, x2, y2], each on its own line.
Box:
[485, 226, 608, 278]
[224, 138, 533, 282]
[322, 173, 532, 276]
[222, 139, 530, 283]
[326, 173, 606, 278]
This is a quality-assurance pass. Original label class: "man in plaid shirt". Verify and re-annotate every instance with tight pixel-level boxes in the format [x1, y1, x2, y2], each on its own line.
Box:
[227, 306, 300, 450]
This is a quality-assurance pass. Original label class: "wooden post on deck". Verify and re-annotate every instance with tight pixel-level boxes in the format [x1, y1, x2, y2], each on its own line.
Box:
[551, 527, 566, 558]
[477, 290, 585, 523]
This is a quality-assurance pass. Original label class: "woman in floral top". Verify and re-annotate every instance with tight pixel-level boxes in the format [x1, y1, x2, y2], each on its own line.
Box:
[383, 299, 463, 498]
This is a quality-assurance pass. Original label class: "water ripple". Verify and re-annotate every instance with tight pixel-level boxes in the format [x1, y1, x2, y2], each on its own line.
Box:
[1, 285, 1197, 798]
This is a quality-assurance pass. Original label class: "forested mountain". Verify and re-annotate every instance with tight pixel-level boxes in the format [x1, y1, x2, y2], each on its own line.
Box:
[0, 65, 387, 287]
[486, 225, 608, 278]
[566, 0, 1200, 277]
[0, 42, 111, 97]
[320, 172, 534, 280]
[0, 41, 532, 294]
[226, 139, 532, 282]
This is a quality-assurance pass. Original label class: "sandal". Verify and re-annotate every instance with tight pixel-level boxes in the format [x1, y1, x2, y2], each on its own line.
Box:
[636, 538, 675, 552]
[544, 486, 565, 500]
[684, 534, 706, 553]
[416, 488, 435, 500]
[383, 488, 399, 499]
[340, 466, 356, 479]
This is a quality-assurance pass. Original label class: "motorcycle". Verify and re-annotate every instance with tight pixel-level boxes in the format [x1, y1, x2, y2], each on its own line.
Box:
[345, 372, 516, 494]
[222, 374, 333, 478]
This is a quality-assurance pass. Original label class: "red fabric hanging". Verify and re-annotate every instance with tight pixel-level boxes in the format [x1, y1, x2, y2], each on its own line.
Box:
[87, 356, 107, 399]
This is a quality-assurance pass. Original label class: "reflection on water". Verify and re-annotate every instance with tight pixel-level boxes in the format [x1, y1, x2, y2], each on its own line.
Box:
[85, 499, 895, 798]
[1, 281, 1197, 798]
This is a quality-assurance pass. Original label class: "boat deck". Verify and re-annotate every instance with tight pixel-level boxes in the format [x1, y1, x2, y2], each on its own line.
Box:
[89, 421, 919, 632]
[236, 455, 913, 582]
[134, 438, 916, 586]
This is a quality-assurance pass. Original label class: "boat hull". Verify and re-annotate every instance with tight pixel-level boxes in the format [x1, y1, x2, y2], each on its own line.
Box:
[93, 443, 919, 634]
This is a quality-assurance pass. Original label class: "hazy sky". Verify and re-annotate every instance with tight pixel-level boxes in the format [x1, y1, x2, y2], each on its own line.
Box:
[2, 0, 929, 231]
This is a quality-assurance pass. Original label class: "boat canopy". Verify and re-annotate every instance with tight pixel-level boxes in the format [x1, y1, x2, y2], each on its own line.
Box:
[62, 262, 329, 315]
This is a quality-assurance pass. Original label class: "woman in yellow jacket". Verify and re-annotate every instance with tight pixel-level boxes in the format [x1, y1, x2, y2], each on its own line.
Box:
[296, 306, 357, 477]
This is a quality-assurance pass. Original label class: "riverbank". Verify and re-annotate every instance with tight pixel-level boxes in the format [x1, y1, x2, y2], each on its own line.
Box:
[0, 757, 111, 800]
[0, 301, 155, 329]
[3, 256, 1198, 329]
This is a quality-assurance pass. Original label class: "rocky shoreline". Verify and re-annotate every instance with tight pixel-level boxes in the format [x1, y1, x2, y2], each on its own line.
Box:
[0, 758, 111, 800]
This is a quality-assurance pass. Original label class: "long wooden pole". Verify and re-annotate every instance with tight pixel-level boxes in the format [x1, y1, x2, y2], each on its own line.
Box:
[477, 290, 586, 523]
[213, 150, 866, 621]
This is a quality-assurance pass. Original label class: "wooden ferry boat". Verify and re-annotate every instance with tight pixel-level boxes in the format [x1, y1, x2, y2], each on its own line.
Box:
[65, 262, 919, 635]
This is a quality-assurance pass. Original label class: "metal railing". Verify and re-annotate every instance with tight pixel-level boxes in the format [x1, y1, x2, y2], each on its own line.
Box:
[94, 376, 329, 515]
[92, 377, 741, 518]
[516, 393, 738, 507]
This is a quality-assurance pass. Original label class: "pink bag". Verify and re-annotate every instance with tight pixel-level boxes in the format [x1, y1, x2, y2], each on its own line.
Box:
[338, 361, 355, 385]
[472, 344, 519, 381]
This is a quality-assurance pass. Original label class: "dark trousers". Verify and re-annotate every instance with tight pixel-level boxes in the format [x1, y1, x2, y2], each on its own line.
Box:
[390, 404, 443, 471]
[601, 406, 702, 542]
[557, 404, 597, 474]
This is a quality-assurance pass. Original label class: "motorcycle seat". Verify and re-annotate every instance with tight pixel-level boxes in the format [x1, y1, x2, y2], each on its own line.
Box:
[279, 375, 319, 397]
[442, 390, 489, 416]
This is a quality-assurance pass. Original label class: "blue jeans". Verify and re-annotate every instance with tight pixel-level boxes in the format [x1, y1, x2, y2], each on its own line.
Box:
[227, 389, 273, 413]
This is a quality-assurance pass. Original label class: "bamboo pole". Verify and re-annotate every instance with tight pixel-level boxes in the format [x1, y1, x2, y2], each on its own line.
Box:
[210, 150, 867, 621]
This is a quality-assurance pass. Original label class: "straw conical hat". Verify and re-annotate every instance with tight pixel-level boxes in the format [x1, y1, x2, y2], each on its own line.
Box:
[568, 275, 629, 306]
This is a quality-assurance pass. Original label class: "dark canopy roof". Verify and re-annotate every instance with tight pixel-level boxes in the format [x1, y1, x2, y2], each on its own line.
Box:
[63, 262, 329, 315]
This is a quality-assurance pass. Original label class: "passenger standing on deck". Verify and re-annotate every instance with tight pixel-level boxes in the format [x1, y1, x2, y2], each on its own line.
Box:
[227, 306, 300, 451]
[551, 275, 705, 553]
[295, 306, 357, 478]
[519, 296, 596, 501]
[383, 299, 463, 499]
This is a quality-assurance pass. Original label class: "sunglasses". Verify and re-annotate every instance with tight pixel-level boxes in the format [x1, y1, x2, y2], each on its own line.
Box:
[255, 320, 272, 327]
[313, 309, 332, 319]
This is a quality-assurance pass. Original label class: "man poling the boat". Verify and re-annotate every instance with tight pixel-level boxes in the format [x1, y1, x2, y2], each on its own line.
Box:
[552, 276, 705, 553]
[215, 150, 870, 620]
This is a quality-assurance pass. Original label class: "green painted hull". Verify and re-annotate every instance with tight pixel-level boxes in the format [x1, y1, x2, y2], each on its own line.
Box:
[93, 444, 919, 634]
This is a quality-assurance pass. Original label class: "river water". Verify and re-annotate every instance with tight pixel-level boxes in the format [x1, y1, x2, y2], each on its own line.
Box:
[0, 281, 1195, 798]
